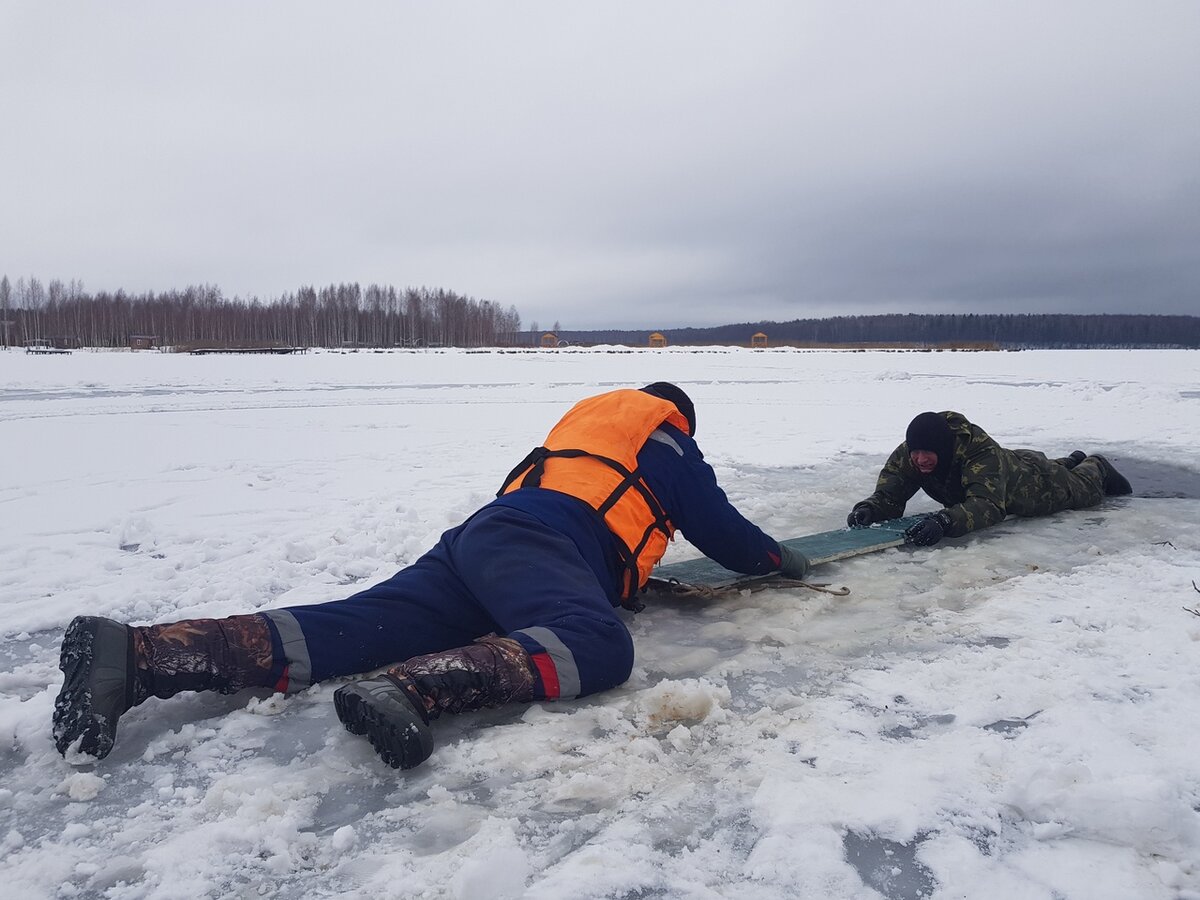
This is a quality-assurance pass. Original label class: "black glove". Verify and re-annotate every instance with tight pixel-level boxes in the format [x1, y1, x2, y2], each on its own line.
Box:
[904, 510, 953, 547]
[778, 544, 811, 580]
[846, 503, 876, 528]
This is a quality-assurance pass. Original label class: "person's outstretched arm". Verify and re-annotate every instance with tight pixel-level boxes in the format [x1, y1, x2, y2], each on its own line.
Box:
[638, 425, 787, 577]
[849, 443, 921, 525]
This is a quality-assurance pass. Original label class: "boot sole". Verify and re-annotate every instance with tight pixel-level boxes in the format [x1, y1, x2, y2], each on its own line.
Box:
[334, 682, 432, 770]
[53, 616, 130, 760]
[1093, 455, 1133, 496]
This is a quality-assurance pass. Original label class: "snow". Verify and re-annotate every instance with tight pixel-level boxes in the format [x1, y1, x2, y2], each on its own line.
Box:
[1, 346, 1198, 899]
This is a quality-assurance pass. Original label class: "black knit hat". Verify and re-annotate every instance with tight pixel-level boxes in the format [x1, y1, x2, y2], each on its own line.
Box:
[905, 411, 954, 468]
[640, 382, 696, 435]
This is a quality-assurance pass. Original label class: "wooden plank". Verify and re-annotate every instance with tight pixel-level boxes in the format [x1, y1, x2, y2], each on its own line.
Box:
[646, 516, 927, 593]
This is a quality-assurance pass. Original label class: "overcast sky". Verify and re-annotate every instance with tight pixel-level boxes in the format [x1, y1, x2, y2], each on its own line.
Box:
[2, 2, 1197, 329]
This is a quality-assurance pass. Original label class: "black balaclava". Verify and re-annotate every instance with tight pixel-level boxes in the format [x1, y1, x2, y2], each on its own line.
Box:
[640, 382, 696, 436]
[905, 411, 954, 475]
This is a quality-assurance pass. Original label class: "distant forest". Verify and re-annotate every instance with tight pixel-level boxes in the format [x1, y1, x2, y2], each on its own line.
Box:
[1, 275, 1196, 350]
[551, 313, 1200, 349]
[0, 276, 521, 349]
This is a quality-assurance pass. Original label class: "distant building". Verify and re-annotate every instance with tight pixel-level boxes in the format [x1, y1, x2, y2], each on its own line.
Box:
[648, 332, 667, 348]
[25, 339, 70, 355]
[541, 332, 559, 348]
[751, 332, 768, 349]
[130, 334, 159, 351]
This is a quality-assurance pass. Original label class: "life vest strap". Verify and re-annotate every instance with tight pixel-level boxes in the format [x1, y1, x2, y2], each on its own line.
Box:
[520, 448, 594, 489]
[499, 445, 673, 609]
[497, 446, 549, 497]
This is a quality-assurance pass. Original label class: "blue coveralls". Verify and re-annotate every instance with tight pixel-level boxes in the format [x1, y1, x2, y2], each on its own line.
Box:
[260, 422, 781, 701]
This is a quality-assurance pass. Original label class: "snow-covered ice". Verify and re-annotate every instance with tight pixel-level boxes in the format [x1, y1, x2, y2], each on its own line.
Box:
[1, 346, 1198, 899]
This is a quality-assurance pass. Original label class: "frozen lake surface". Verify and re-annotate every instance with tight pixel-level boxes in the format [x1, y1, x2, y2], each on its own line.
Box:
[1, 347, 1198, 899]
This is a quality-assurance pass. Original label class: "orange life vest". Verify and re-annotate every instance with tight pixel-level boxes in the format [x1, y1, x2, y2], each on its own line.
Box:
[498, 390, 691, 604]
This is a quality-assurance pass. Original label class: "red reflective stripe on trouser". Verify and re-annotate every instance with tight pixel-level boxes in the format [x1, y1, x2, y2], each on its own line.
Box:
[260, 609, 311, 693]
[274, 665, 290, 695]
[514, 626, 583, 699]
[530, 652, 560, 699]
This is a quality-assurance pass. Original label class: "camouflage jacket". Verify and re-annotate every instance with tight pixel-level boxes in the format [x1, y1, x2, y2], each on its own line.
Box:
[856, 412, 1079, 537]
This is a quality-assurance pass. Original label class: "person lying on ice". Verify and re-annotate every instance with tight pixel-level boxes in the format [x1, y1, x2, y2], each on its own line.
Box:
[53, 383, 810, 769]
[846, 410, 1133, 546]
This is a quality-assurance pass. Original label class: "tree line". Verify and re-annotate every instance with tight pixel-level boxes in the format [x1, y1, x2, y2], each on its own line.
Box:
[3, 276, 1196, 350]
[555, 313, 1200, 349]
[0, 276, 522, 349]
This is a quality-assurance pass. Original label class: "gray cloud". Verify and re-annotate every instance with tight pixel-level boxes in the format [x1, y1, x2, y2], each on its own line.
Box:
[2, 1, 1197, 329]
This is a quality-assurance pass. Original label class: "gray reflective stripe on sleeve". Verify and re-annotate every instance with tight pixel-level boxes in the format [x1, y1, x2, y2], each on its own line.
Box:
[648, 429, 684, 455]
[515, 627, 582, 700]
[261, 609, 312, 693]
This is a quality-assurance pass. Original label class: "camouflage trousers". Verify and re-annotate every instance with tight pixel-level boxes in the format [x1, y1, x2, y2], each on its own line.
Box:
[1012, 450, 1105, 515]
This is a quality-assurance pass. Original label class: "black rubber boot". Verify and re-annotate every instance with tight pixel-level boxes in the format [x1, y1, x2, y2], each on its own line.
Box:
[1064, 450, 1087, 469]
[1092, 454, 1133, 495]
[53, 616, 136, 760]
[334, 635, 537, 770]
[334, 674, 434, 770]
[53, 613, 280, 761]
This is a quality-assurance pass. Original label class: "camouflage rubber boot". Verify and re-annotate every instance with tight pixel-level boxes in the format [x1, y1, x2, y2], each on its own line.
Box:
[53, 614, 278, 761]
[132, 615, 279, 699]
[333, 635, 537, 770]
